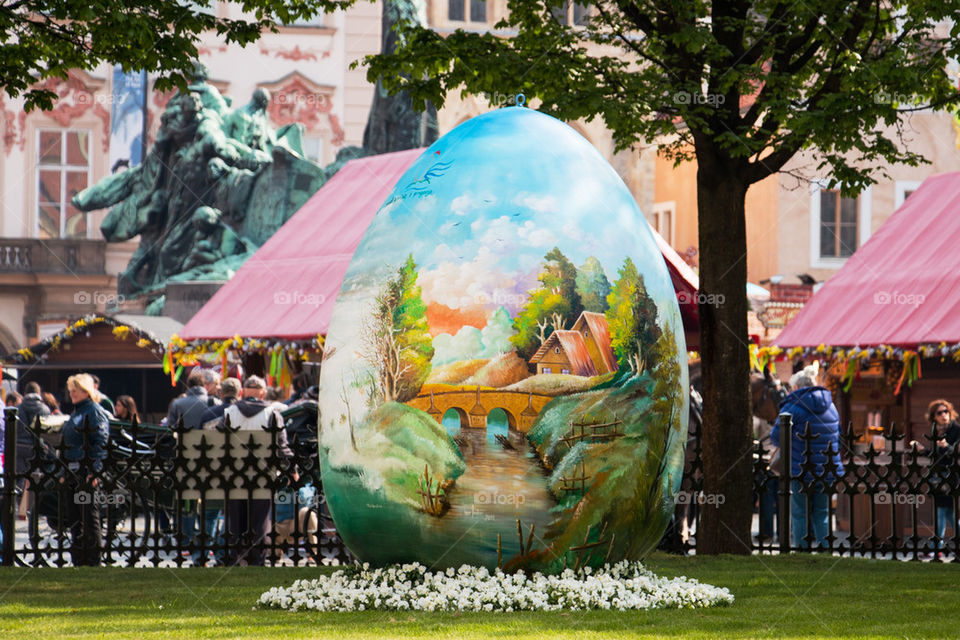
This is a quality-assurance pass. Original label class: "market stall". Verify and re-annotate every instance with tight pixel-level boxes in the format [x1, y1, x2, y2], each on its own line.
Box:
[769, 171, 960, 538]
[1, 314, 183, 421]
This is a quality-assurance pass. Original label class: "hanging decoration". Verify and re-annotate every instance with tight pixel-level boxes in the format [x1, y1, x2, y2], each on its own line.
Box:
[4, 315, 165, 364]
[167, 333, 325, 368]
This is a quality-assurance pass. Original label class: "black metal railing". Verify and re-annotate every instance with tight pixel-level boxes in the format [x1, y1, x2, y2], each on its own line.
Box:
[668, 408, 960, 560]
[5, 400, 960, 566]
[1, 406, 351, 567]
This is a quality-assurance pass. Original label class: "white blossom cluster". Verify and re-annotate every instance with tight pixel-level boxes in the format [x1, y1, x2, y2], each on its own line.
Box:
[257, 561, 734, 612]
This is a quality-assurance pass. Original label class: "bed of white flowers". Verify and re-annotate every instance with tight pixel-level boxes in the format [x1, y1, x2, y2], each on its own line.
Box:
[257, 561, 733, 612]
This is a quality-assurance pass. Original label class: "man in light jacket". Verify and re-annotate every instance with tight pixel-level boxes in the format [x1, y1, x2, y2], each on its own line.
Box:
[221, 375, 294, 566]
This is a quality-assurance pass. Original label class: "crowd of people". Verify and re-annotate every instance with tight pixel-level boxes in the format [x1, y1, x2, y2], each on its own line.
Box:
[0, 368, 320, 567]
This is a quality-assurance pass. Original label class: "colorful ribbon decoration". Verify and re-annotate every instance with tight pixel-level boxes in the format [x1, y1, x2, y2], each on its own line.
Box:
[894, 350, 922, 395]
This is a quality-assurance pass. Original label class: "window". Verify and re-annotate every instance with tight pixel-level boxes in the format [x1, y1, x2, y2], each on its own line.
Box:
[561, 368, 570, 374]
[449, 0, 486, 22]
[651, 201, 675, 244]
[551, 2, 590, 26]
[279, 14, 324, 27]
[543, 367, 552, 374]
[301, 136, 324, 164]
[895, 180, 922, 210]
[554, 346, 560, 354]
[818, 189, 858, 258]
[37, 130, 91, 239]
[810, 182, 871, 267]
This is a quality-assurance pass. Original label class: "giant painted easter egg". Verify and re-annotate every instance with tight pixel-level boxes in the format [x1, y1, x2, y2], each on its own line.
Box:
[318, 107, 688, 573]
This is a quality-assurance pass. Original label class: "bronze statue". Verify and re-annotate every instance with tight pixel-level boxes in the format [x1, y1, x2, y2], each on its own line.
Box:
[73, 73, 324, 296]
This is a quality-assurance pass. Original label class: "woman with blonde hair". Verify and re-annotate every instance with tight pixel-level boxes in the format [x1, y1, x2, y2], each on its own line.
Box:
[63, 373, 111, 566]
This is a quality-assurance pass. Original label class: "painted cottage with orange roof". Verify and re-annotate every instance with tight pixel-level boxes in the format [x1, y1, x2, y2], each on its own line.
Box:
[529, 311, 619, 377]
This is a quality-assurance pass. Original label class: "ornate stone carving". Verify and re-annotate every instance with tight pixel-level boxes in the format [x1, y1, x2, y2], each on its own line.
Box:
[259, 44, 330, 61]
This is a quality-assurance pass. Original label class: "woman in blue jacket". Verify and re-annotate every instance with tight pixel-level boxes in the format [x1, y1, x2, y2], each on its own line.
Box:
[771, 362, 844, 549]
[62, 373, 111, 566]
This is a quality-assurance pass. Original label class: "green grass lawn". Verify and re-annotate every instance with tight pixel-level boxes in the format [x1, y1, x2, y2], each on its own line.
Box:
[2, 553, 959, 639]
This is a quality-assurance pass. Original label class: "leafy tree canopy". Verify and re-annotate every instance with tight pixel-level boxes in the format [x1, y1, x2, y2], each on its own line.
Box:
[1, 0, 354, 111]
[365, 0, 960, 193]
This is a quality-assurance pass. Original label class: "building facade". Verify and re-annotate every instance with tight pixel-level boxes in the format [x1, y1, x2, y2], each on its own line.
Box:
[653, 109, 960, 287]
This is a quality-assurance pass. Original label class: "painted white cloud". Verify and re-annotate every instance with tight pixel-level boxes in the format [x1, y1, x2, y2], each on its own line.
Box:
[475, 216, 557, 255]
[418, 245, 539, 315]
[432, 326, 483, 365]
[451, 192, 497, 216]
[513, 192, 556, 213]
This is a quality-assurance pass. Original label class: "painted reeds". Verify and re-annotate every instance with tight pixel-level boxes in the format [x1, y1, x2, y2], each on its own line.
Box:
[417, 464, 448, 516]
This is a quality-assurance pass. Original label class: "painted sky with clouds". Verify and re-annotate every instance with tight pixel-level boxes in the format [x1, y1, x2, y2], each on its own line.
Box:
[339, 107, 678, 323]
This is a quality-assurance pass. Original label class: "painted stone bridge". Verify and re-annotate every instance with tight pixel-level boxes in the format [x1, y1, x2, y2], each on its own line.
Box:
[406, 386, 555, 432]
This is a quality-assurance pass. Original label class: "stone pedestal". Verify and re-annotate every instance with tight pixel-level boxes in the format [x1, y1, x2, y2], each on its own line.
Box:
[163, 280, 225, 324]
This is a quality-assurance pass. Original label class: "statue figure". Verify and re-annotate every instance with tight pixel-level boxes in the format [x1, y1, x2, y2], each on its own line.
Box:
[224, 88, 274, 150]
[73, 85, 325, 297]
[183, 206, 257, 271]
[362, 0, 438, 154]
[187, 62, 231, 121]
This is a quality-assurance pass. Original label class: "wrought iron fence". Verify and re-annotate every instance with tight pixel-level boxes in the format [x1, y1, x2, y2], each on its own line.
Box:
[1, 406, 352, 567]
[5, 400, 959, 567]
[663, 405, 960, 561]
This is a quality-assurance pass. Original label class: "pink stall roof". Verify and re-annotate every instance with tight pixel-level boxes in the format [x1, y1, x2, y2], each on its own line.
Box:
[775, 172, 960, 348]
[179, 148, 424, 341]
[180, 148, 701, 342]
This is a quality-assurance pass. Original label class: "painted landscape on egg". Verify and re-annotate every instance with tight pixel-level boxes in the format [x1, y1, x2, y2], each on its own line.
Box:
[317, 108, 688, 573]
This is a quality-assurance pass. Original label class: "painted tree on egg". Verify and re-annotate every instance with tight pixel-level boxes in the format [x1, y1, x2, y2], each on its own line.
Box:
[606, 258, 661, 375]
[362, 255, 434, 404]
[576, 256, 612, 314]
[511, 247, 583, 361]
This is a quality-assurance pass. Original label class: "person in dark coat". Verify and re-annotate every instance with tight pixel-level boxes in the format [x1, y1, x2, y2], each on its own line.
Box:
[221, 376, 295, 566]
[771, 362, 844, 549]
[8, 383, 53, 538]
[190, 377, 241, 564]
[912, 399, 960, 555]
[166, 368, 221, 430]
[63, 373, 111, 566]
[167, 368, 221, 550]
[15, 382, 51, 475]
[91, 375, 115, 415]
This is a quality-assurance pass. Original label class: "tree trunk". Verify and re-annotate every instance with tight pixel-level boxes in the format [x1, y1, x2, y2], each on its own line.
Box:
[695, 145, 754, 555]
